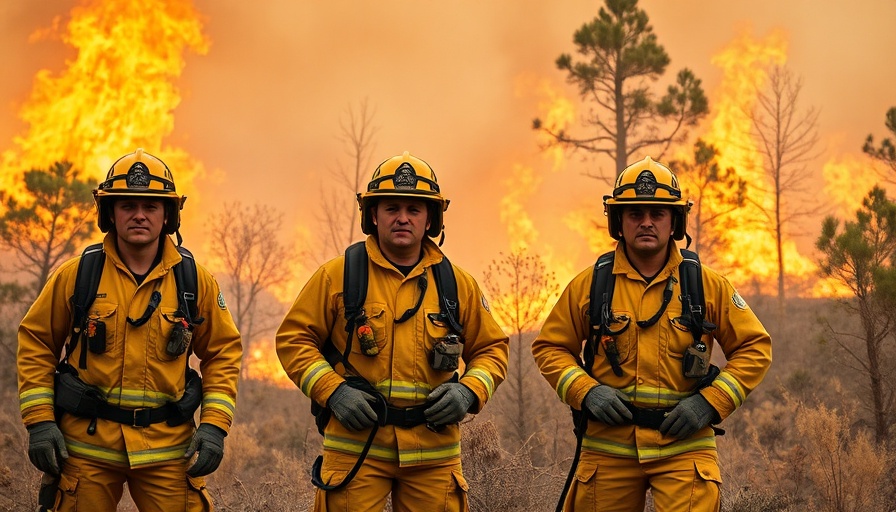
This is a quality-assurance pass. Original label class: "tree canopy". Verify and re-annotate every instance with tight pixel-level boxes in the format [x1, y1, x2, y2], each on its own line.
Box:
[534, 0, 708, 176]
[0, 161, 96, 295]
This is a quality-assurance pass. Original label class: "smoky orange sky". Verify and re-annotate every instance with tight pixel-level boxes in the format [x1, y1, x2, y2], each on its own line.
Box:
[2, 0, 895, 299]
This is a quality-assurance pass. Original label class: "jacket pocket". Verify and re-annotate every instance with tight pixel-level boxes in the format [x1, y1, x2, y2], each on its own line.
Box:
[604, 309, 634, 363]
[155, 307, 188, 361]
[85, 303, 118, 357]
[350, 303, 387, 356]
[666, 312, 711, 360]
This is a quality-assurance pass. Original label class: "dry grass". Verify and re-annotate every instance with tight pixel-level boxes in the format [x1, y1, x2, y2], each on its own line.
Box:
[3, 296, 896, 511]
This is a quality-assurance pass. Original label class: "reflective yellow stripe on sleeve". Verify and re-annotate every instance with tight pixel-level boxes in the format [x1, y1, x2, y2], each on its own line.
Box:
[301, 360, 334, 396]
[556, 366, 589, 402]
[464, 368, 496, 399]
[19, 387, 55, 413]
[714, 370, 746, 408]
[202, 392, 236, 417]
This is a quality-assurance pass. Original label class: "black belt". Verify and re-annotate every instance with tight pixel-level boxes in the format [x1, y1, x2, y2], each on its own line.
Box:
[622, 402, 674, 430]
[378, 403, 429, 429]
[95, 401, 178, 428]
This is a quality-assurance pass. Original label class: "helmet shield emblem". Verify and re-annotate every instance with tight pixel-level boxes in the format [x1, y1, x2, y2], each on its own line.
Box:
[126, 163, 151, 188]
[393, 163, 418, 189]
[634, 171, 658, 197]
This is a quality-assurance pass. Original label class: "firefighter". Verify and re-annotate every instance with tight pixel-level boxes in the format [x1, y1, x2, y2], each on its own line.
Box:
[276, 151, 509, 512]
[18, 149, 242, 511]
[532, 156, 772, 511]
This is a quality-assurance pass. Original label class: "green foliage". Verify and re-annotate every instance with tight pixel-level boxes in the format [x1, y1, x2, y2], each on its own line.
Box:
[0, 161, 96, 295]
[816, 186, 896, 298]
[815, 186, 896, 445]
[670, 139, 747, 266]
[538, 0, 708, 174]
[863, 106, 896, 175]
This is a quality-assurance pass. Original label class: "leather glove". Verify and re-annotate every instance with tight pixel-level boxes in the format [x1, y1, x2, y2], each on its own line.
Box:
[659, 394, 717, 439]
[27, 421, 68, 475]
[328, 382, 378, 431]
[424, 383, 476, 427]
[184, 423, 226, 476]
[583, 385, 633, 426]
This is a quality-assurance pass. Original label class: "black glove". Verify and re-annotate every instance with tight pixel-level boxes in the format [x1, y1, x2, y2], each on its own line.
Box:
[583, 385, 633, 426]
[328, 382, 378, 431]
[27, 421, 68, 475]
[184, 423, 226, 476]
[424, 383, 476, 427]
[659, 394, 717, 439]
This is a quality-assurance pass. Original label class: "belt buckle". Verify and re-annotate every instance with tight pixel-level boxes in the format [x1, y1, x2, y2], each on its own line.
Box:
[132, 408, 150, 428]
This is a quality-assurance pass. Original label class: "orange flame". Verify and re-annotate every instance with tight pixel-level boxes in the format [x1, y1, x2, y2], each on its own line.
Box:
[822, 154, 881, 219]
[1, 0, 209, 218]
[534, 79, 576, 172]
[699, 28, 821, 295]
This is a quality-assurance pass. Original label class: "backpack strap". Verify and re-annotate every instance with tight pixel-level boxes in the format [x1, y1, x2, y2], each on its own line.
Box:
[68, 243, 105, 370]
[319, 242, 369, 369]
[584, 251, 618, 376]
[431, 256, 464, 338]
[173, 246, 203, 326]
[678, 249, 715, 347]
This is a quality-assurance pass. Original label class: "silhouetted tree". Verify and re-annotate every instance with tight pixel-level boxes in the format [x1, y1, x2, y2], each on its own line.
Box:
[533, 0, 708, 176]
[483, 249, 558, 450]
[315, 98, 379, 263]
[749, 65, 819, 313]
[207, 201, 293, 370]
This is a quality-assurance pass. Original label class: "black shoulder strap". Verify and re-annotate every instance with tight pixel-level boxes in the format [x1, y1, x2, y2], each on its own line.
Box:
[174, 246, 202, 325]
[584, 251, 615, 373]
[679, 248, 711, 346]
[328, 241, 368, 367]
[432, 256, 463, 337]
[342, 241, 368, 331]
[69, 243, 105, 369]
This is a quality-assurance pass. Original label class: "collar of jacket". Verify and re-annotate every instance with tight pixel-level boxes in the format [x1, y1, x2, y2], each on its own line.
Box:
[613, 242, 683, 283]
[102, 233, 183, 277]
[364, 235, 445, 279]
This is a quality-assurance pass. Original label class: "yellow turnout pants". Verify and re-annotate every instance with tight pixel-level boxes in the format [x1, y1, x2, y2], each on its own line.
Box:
[564, 450, 721, 512]
[313, 450, 469, 512]
[50, 455, 212, 512]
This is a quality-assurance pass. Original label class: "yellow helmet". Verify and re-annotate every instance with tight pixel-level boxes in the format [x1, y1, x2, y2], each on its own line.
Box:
[357, 151, 449, 238]
[603, 156, 691, 240]
[93, 148, 185, 234]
